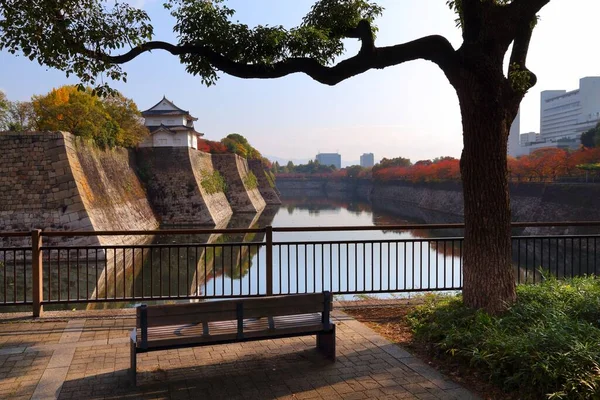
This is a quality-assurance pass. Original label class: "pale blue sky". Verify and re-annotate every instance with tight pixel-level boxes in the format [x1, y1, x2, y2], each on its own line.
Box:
[1, 0, 598, 164]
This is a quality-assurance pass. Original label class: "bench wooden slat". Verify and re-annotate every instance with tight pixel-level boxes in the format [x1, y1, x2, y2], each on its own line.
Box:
[145, 323, 326, 349]
[145, 310, 239, 327]
[137, 314, 323, 343]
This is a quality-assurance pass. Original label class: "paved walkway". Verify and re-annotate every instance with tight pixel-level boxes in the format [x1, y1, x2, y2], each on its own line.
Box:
[0, 310, 478, 400]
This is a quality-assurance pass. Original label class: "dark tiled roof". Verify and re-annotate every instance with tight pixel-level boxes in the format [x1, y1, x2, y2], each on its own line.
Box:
[141, 96, 198, 120]
[142, 110, 188, 116]
[148, 124, 204, 136]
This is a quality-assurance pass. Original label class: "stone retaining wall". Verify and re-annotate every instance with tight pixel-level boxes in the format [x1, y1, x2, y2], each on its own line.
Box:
[247, 160, 281, 205]
[135, 147, 233, 226]
[212, 154, 266, 213]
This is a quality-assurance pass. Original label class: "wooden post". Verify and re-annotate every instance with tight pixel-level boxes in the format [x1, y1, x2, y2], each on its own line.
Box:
[265, 226, 273, 296]
[31, 229, 43, 317]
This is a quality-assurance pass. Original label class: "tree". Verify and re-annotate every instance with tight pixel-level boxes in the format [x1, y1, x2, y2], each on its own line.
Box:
[0, 0, 553, 313]
[0, 90, 9, 129]
[581, 122, 600, 148]
[373, 156, 412, 173]
[102, 93, 148, 147]
[31, 85, 147, 147]
[5, 101, 35, 131]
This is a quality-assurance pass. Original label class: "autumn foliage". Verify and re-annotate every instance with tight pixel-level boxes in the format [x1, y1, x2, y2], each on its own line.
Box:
[275, 147, 600, 183]
[508, 147, 600, 181]
[31, 85, 148, 148]
[373, 157, 460, 182]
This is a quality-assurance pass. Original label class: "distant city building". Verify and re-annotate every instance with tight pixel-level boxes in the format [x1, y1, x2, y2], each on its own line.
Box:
[360, 153, 375, 168]
[507, 110, 525, 157]
[540, 77, 600, 142]
[520, 132, 542, 146]
[138, 96, 204, 149]
[316, 153, 342, 169]
[508, 77, 600, 156]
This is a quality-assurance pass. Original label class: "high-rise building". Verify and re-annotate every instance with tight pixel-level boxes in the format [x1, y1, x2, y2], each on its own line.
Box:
[540, 77, 600, 142]
[507, 110, 525, 157]
[360, 153, 375, 168]
[316, 153, 341, 169]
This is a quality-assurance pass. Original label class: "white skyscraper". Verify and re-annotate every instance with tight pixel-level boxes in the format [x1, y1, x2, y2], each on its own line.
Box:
[540, 77, 600, 142]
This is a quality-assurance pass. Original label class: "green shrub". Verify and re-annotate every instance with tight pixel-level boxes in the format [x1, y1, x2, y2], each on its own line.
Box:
[243, 171, 258, 190]
[408, 277, 600, 399]
[200, 170, 226, 194]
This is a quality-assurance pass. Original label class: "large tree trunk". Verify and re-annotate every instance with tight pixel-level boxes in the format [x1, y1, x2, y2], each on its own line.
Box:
[458, 85, 517, 314]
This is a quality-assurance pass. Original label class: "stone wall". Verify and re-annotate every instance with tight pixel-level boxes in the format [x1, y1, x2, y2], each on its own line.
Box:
[0, 132, 98, 248]
[64, 134, 159, 246]
[136, 148, 232, 226]
[247, 160, 281, 205]
[276, 177, 600, 227]
[212, 154, 266, 213]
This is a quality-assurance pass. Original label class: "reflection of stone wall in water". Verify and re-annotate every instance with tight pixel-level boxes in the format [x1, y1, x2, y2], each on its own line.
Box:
[213, 154, 266, 213]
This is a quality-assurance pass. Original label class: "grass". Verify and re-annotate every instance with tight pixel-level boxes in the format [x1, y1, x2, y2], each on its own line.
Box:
[407, 276, 600, 399]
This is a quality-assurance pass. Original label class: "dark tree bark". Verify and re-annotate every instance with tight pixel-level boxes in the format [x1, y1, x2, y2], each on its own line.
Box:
[455, 73, 520, 312]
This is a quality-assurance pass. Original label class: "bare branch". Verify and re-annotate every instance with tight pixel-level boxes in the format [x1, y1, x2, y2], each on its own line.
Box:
[507, 0, 551, 20]
[86, 35, 457, 86]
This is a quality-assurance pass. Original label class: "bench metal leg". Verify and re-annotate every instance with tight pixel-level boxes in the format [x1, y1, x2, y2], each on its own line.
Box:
[130, 331, 137, 386]
[316, 324, 336, 361]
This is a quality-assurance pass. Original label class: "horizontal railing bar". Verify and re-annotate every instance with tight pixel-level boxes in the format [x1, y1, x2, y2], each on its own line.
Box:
[40, 242, 263, 251]
[0, 232, 30, 238]
[0, 221, 598, 239]
[272, 221, 600, 232]
[0, 302, 33, 306]
[40, 228, 265, 237]
[42, 294, 267, 304]
[272, 238, 465, 246]
[512, 234, 600, 239]
[0, 247, 32, 251]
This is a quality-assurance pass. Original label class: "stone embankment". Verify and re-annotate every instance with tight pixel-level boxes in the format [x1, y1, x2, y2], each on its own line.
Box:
[0, 132, 158, 247]
[276, 177, 600, 228]
[248, 159, 281, 205]
[0, 131, 275, 234]
[212, 154, 266, 213]
[136, 147, 233, 226]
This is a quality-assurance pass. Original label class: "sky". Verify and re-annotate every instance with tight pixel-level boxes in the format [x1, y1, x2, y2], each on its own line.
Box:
[1, 0, 599, 165]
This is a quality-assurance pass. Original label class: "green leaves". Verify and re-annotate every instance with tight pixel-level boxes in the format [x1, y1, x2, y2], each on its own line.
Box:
[156, 0, 382, 85]
[0, 0, 153, 90]
[409, 278, 600, 399]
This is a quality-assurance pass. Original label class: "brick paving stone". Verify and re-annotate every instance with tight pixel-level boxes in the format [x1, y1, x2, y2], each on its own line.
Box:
[0, 309, 479, 399]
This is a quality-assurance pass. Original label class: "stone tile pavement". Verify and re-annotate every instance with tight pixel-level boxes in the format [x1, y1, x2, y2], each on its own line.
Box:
[0, 310, 479, 399]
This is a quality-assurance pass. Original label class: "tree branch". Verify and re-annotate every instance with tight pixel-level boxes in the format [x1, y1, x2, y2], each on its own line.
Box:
[507, 0, 551, 20]
[86, 35, 457, 86]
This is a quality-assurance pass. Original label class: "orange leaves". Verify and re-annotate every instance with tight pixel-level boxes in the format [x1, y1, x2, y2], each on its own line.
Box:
[373, 158, 460, 182]
[510, 147, 600, 181]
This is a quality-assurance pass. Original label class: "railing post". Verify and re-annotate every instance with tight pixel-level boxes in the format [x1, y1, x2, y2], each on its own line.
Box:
[31, 229, 43, 317]
[266, 226, 273, 296]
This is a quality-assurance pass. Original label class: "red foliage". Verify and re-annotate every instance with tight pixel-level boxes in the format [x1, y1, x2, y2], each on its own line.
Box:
[373, 158, 460, 182]
[510, 147, 600, 181]
[198, 139, 228, 154]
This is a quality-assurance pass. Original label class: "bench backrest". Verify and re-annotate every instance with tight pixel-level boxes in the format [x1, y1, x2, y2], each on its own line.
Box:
[137, 292, 332, 330]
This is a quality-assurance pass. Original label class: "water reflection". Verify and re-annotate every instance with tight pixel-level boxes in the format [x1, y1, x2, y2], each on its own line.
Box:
[5, 195, 597, 310]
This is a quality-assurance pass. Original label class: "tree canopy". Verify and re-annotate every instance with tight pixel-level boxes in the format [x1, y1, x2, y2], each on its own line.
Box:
[581, 122, 600, 148]
[0, 0, 544, 93]
[31, 85, 148, 147]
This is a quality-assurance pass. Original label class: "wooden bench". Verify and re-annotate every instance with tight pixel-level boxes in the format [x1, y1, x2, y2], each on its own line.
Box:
[130, 292, 335, 384]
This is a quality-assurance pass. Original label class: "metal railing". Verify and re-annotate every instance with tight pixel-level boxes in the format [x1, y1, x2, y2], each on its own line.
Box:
[0, 222, 599, 316]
